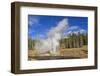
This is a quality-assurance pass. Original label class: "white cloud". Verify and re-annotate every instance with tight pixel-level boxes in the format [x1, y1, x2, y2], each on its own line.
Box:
[67, 26, 79, 31]
[28, 17, 39, 26]
[79, 29, 87, 34]
[67, 31, 72, 34]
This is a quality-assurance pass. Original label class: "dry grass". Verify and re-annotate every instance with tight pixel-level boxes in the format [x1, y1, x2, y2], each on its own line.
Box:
[28, 45, 88, 60]
[60, 46, 87, 58]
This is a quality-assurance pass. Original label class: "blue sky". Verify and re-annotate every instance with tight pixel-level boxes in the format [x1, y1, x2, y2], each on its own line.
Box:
[28, 15, 88, 39]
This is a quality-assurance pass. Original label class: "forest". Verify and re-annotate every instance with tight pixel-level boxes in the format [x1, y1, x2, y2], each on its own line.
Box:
[60, 32, 87, 49]
[28, 32, 88, 50]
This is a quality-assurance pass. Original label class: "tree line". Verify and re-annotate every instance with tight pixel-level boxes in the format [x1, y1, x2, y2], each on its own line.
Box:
[60, 32, 88, 49]
[28, 38, 35, 50]
[28, 32, 88, 50]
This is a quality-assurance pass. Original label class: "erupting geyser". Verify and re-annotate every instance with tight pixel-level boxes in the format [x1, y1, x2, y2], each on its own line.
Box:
[34, 18, 69, 56]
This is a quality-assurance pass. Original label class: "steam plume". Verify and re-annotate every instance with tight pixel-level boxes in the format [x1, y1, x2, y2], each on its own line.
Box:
[35, 18, 69, 55]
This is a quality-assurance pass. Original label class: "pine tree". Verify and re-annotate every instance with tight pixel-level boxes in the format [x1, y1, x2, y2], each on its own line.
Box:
[79, 33, 84, 47]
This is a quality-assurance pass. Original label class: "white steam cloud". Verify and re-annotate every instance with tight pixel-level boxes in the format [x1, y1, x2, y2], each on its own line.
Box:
[34, 18, 69, 55]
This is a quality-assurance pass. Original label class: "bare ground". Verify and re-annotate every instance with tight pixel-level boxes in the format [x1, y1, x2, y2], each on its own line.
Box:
[28, 45, 88, 60]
